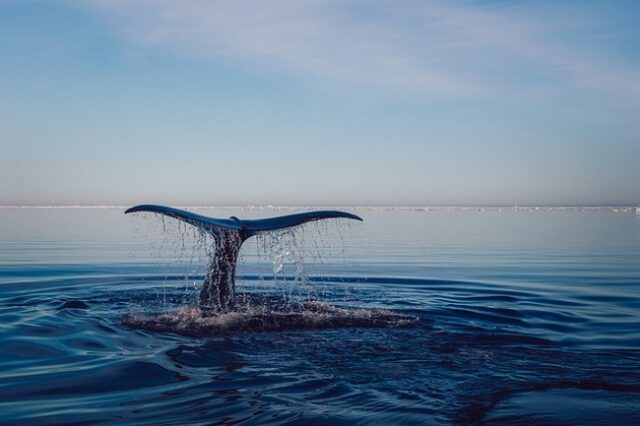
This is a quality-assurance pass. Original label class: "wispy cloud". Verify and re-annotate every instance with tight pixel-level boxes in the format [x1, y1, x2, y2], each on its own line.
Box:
[74, 0, 640, 101]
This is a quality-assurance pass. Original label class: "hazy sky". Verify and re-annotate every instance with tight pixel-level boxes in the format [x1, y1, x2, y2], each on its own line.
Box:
[1, 0, 639, 206]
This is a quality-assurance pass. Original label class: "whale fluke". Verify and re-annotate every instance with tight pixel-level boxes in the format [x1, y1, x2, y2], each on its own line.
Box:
[125, 204, 362, 309]
[125, 204, 361, 236]
[125, 204, 244, 231]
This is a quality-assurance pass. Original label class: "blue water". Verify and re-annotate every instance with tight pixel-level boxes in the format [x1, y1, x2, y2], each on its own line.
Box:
[1, 207, 639, 425]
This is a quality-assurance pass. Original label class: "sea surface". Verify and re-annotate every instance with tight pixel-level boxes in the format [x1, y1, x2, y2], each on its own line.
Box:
[0, 207, 639, 425]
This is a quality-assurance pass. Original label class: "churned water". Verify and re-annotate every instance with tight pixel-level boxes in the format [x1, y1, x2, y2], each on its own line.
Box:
[0, 207, 639, 425]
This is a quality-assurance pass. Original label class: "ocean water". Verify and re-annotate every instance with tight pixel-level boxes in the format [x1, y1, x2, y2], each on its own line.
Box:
[0, 207, 639, 425]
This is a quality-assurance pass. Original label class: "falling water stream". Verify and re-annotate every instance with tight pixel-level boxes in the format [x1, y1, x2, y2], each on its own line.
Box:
[124, 216, 416, 335]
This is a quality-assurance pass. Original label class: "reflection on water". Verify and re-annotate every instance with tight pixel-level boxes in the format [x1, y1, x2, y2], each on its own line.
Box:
[0, 207, 639, 425]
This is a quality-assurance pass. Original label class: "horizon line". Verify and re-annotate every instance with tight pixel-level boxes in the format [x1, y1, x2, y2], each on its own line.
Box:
[0, 204, 638, 210]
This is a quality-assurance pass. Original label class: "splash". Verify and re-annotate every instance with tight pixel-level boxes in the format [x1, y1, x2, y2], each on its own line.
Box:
[123, 297, 417, 336]
[125, 207, 416, 335]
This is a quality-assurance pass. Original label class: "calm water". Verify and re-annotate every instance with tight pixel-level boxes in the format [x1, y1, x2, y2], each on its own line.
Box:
[0, 207, 639, 425]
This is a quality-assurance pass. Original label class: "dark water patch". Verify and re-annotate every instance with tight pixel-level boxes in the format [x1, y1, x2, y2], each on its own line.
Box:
[516, 307, 587, 323]
[57, 300, 88, 310]
[0, 340, 65, 360]
[16, 321, 78, 337]
[0, 361, 180, 401]
[466, 382, 640, 425]
[66, 337, 111, 352]
[167, 344, 248, 370]
[485, 388, 640, 425]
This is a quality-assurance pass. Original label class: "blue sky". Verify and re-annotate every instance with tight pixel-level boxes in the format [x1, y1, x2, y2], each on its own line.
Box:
[1, 0, 639, 206]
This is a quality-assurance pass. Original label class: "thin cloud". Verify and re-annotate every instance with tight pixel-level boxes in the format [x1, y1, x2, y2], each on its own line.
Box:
[73, 0, 640, 101]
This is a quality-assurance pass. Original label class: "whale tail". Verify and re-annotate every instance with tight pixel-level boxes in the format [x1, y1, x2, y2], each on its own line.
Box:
[125, 205, 362, 309]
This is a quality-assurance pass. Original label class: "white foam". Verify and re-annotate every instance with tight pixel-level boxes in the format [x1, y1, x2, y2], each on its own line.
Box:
[123, 301, 417, 336]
